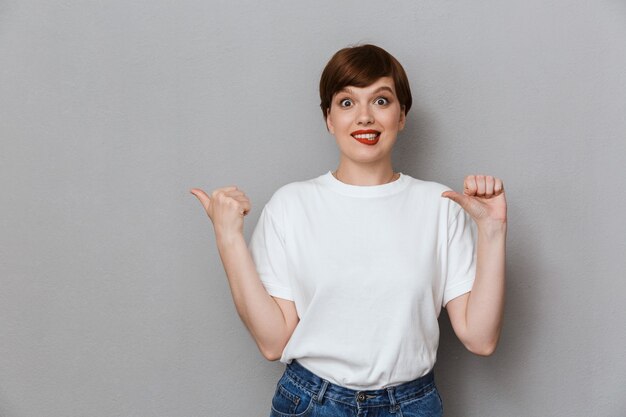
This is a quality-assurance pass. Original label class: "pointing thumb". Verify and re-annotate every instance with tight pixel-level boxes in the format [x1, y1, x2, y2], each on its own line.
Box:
[441, 190, 468, 209]
[190, 188, 212, 212]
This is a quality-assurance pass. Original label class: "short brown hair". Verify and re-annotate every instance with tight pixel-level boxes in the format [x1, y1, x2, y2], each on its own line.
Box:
[319, 44, 412, 119]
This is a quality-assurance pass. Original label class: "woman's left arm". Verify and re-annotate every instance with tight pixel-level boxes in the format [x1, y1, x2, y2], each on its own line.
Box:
[441, 175, 507, 356]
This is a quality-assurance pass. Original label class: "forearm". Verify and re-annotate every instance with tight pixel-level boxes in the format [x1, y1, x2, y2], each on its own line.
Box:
[215, 232, 290, 359]
[464, 222, 507, 353]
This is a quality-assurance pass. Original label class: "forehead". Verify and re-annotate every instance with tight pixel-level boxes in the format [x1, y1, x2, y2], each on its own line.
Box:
[335, 76, 397, 96]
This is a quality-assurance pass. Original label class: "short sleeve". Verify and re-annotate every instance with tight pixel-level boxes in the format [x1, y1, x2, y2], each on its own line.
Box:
[442, 207, 477, 307]
[248, 204, 294, 301]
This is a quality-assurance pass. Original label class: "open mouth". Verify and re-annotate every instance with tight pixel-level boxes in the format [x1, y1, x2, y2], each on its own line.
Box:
[351, 130, 381, 146]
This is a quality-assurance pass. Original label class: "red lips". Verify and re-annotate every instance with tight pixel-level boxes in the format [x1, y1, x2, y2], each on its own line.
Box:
[351, 129, 381, 146]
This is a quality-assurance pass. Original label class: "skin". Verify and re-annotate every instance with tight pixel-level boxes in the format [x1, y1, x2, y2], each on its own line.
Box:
[442, 177, 507, 355]
[190, 76, 507, 359]
[189, 186, 298, 360]
[325, 77, 405, 186]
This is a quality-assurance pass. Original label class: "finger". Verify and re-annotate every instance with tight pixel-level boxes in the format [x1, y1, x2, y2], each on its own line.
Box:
[225, 196, 250, 216]
[485, 175, 495, 196]
[464, 175, 477, 196]
[494, 178, 504, 194]
[224, 189, 245, 198]
[232, 195, 249, 205]
[441, 190, 469, 209]
[232, 194, 249, 203]
[211, 186, 238, 199]
[240, 200, 252, 216]
[232, 196, 251, 214]
[189, 188, 212, 211]
[214, 193, 250, 216]
[475, 175, 486, 196]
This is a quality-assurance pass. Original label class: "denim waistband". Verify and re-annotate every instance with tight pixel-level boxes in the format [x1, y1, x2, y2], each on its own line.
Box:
[284, 359, 436, 407]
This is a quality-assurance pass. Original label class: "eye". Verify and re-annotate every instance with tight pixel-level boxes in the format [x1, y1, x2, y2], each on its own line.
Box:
[374, 97, 390, 105]
[339, 98, 353, 107]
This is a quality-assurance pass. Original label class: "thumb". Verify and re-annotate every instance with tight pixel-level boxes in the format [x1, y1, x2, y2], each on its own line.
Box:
[189, 188, 211, 212]
[441, 190, 470, 209]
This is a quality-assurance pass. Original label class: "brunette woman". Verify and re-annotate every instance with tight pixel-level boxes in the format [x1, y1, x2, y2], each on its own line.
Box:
[191, 44, 506, 417]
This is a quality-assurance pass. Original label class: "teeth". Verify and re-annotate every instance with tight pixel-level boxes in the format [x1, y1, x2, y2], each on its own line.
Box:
[353, 133, 379, 140]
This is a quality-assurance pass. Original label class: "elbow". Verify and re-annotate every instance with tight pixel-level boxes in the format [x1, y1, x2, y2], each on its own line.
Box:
[463, 336, 499, 357]
[261, 349, 282, 362]
[259, 343, 285, 362]
[468, 343, 497, 357]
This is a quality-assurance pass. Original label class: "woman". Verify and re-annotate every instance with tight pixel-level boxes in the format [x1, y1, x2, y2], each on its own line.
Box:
[190, 44, 507, 417]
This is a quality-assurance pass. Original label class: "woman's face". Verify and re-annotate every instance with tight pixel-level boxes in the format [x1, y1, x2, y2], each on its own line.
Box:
[326, 76, 406, 167]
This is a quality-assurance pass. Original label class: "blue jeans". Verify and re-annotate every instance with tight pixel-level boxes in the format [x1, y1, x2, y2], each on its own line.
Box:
[269, 360, 443, 417]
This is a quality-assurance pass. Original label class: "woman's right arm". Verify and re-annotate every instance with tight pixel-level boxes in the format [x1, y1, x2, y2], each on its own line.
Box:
[190, 186, 299, 361]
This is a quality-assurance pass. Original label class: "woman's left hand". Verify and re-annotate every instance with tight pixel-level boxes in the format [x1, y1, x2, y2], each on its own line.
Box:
[441, 175, 507, 229]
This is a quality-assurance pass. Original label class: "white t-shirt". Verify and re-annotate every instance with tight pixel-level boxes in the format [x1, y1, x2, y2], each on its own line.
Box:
[249, 170, 477, 390]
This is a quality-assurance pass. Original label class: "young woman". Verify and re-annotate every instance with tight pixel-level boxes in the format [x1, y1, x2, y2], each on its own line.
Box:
[190, 44, 507, 417]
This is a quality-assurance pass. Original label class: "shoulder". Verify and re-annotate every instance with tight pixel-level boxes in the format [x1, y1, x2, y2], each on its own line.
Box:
[402, 174, 454, 196]
[402, 174, 463, 218]
[271, 175, 319, 199]
[263, 174, 323, 212]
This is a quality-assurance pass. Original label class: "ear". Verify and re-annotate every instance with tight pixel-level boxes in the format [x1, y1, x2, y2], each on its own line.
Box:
[398, 106, 406, 131]
[325, 108, 335, 134]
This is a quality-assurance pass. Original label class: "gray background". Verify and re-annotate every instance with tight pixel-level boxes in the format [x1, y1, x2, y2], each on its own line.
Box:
[1, 1, 625, 416]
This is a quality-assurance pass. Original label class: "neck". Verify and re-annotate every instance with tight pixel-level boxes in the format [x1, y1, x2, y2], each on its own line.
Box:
[333, 160, 398, 186]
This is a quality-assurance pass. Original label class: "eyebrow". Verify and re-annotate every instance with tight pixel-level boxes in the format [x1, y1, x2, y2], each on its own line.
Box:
[372, 86, 394, 95]
[337, 86, 395, 95]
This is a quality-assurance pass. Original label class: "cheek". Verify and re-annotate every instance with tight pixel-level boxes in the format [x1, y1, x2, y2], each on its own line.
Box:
[380, 112, 402, 130]
[329, 113, 351, 131]
[385, 105, 405, 130]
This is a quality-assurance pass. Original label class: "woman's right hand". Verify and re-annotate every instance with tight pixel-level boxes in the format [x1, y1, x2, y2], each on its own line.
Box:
[189, 186, 252, 238]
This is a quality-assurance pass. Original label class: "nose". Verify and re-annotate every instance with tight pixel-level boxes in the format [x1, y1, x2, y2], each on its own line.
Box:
[356, 105, 374, 125]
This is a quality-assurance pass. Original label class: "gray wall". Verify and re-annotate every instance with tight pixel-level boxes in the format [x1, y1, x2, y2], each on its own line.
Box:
[1, 1, 625, 416]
